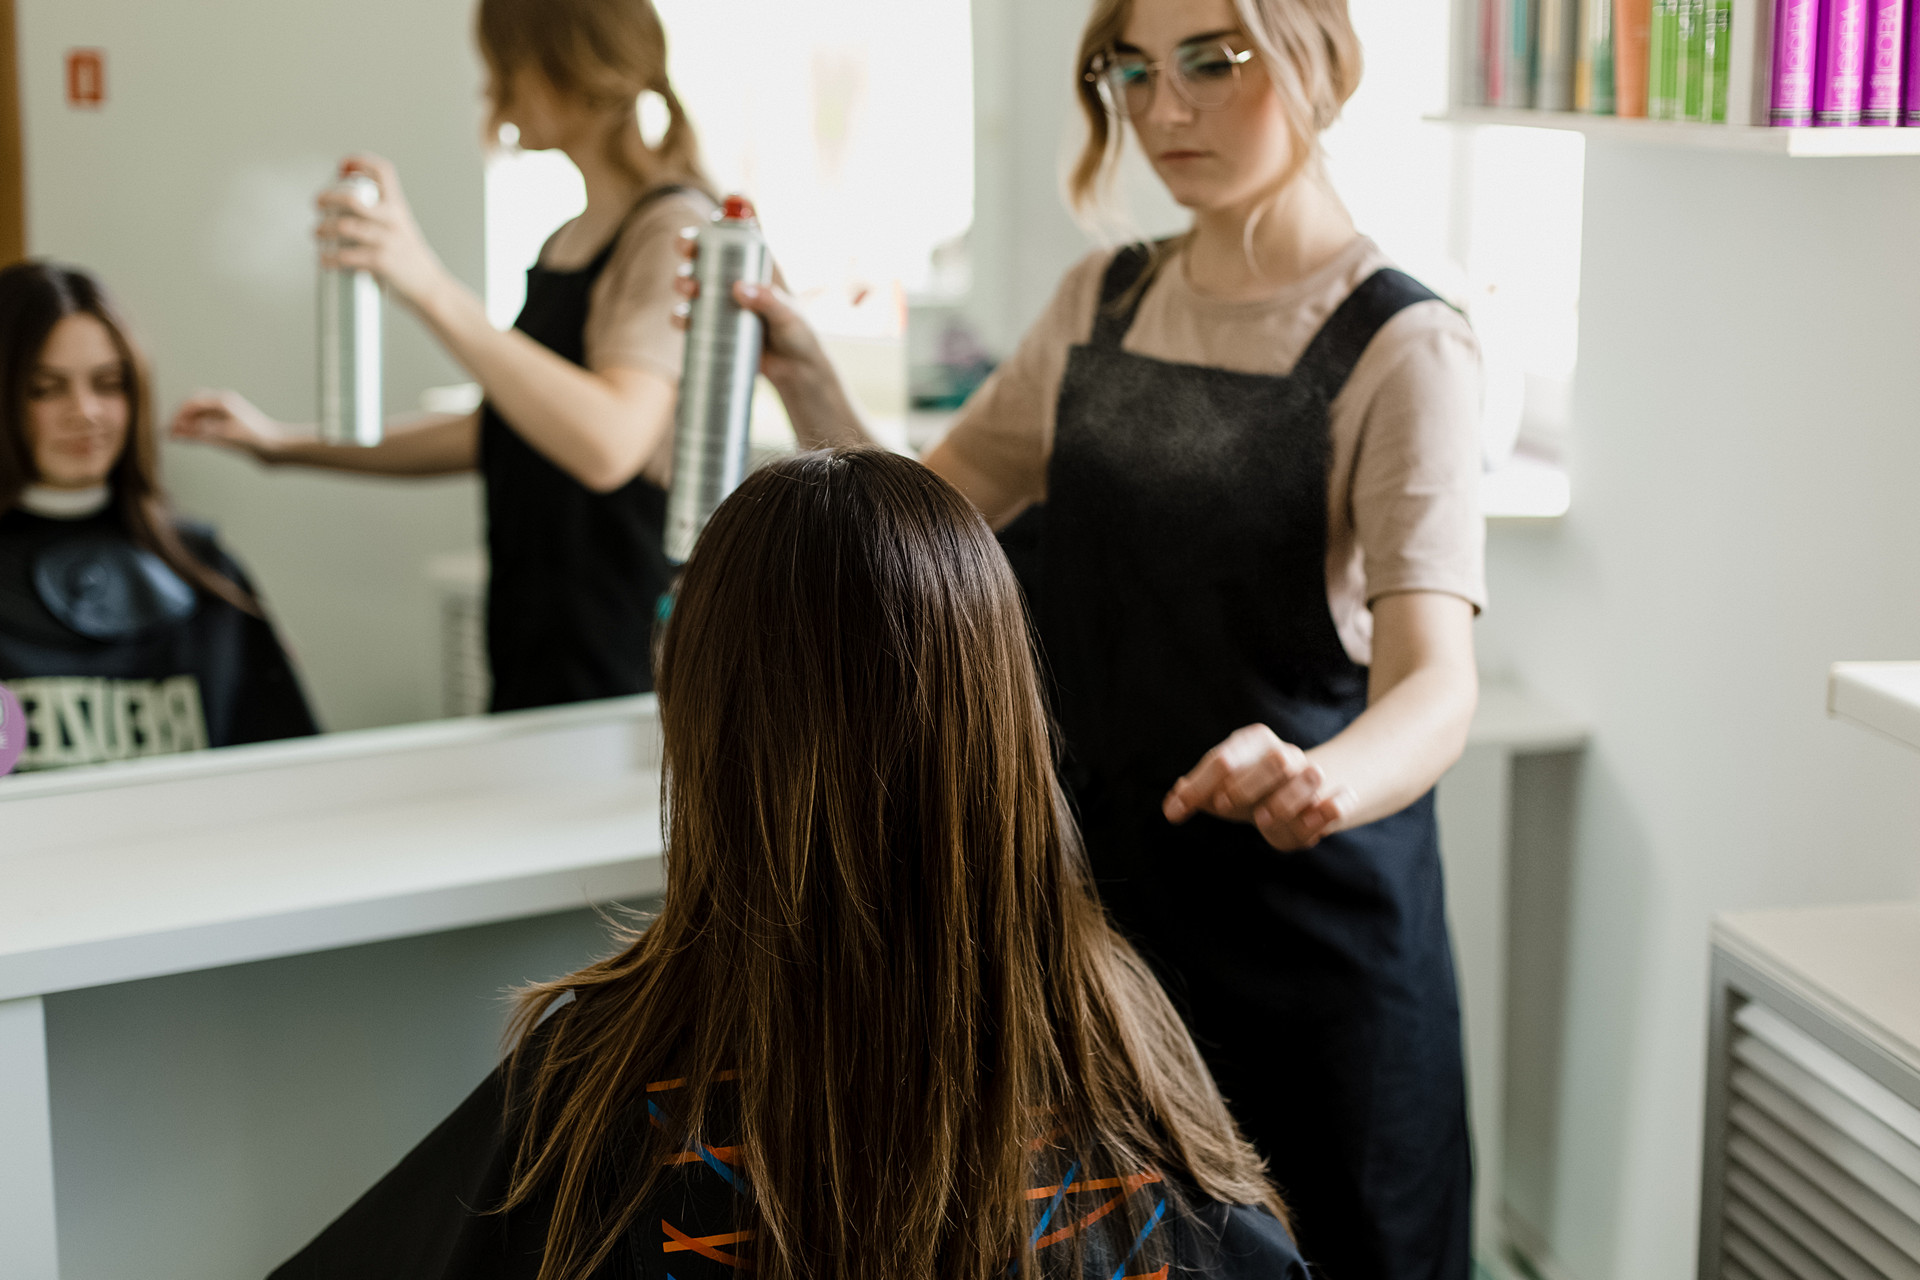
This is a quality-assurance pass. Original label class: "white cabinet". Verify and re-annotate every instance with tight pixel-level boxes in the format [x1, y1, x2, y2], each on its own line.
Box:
[1700, 903, 1920, 1280]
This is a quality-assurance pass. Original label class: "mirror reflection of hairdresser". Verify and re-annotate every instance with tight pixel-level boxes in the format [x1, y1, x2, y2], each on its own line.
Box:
[0, 263, 318, 771]
[690, 0, 1485, 1275]
[172, 0, 715, 713]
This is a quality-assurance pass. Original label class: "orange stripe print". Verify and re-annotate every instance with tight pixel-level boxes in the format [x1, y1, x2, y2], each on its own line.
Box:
[1034, 1171, 1162, 1249]
[1024, 1171, 1161, 1200]
[665, 1145, 741, 1165]
[662, 1220, 754, 1268]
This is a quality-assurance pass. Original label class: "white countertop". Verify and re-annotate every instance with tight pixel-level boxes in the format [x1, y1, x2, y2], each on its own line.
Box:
[0, 699, 665, 1002]
[0, 676, 1580, 1006]
[1830, 661, 1920, 755]
[1715, 901, 1920, 1077]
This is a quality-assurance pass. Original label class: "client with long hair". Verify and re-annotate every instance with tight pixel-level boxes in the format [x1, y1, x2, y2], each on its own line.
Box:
[275, 448, 1303, 1280]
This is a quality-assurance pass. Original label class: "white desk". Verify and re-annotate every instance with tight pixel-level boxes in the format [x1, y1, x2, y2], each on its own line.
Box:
[0, 699, 666, 1280]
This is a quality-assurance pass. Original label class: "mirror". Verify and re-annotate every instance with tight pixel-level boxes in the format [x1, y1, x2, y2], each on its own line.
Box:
[2, 0, 988, 774]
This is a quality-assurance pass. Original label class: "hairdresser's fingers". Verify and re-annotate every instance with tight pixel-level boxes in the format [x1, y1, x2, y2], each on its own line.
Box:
[1259, 760, 1329, 826]
[1164, 725, 1286, 822]
[734, 281, 830, 368]
[1217, 736, 1312, 813]
[675, 224, 698, 261]
[317, 212, 385, 247]
[340, 153, 403, 203]
[1258, 785, 1354, 852]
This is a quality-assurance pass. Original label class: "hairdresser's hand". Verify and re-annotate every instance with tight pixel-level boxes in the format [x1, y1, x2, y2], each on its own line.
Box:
[1163, 724, 1357, 852]
[318, 154, 454, 314]
[169, 390, 297, 461]
[670, 228, 830, 392]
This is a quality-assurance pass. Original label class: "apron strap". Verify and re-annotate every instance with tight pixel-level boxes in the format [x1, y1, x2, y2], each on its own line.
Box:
[585, 184, 694, 274]
[1089, 241, 1165, 348]
[1289, 268, 1443, 405]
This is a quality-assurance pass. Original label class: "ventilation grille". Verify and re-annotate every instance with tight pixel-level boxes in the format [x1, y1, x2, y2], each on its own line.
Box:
[1717, 1002, 1920, 1280]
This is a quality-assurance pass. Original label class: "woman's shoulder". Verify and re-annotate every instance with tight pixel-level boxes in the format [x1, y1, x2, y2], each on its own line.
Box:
[1164, 1199, 1310, 1280]
[612, 187, 718, 263]
[1340, 240, 1477, 361]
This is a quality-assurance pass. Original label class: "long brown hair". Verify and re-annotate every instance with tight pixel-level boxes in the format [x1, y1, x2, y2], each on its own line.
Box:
[505, 449, 1282, 1280]
[0, 261, 256, 614]
[477, 0, 712, 197]
[1070, 0, 1363, 221]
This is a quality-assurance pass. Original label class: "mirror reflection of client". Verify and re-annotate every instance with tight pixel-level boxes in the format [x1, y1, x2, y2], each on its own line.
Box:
[172, 0, 713, 713]
[0, 263, 317, 772]
[271, 450, 1307, 1280]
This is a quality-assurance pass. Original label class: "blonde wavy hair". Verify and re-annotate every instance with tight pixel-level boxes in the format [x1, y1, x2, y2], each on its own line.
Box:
[1069, 0, 1362, 220]
[477, 0, 712, 197]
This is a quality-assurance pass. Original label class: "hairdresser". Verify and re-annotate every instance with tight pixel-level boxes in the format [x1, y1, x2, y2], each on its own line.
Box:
[690, 0, 1485, 1274]
[0, 262, 316, 770]
[172, 0, 713, 713]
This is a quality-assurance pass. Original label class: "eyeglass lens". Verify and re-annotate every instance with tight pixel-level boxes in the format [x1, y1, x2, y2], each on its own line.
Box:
[1104, 41, 1243, 116]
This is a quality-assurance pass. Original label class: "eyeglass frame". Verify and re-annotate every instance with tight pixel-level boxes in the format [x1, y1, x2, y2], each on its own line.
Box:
[1084, 38, 1257, 118]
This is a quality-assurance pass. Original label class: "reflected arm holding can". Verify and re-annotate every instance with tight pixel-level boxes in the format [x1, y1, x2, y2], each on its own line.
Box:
[175, 154, 679, 495]
[169, 396, 479, 476]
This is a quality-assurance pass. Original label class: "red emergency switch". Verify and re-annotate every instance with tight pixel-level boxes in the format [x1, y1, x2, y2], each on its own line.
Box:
[67, 49, 105, 109]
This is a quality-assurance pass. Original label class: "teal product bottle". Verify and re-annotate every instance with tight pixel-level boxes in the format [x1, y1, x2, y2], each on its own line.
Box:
[1583, 0, 1618, 111]
[1681, 0, 1708, 118]
[1502, 0, 1539, 105]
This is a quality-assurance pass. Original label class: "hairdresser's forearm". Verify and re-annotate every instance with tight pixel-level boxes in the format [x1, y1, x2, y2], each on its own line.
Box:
[266, 412, 478, 475]
[766, 359, 873, 451]
[1308, 592, 1478, 830]
[411, 277, 672, 491]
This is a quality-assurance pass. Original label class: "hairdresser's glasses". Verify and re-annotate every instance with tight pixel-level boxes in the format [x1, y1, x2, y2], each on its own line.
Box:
[1088, 38, 1255, 118]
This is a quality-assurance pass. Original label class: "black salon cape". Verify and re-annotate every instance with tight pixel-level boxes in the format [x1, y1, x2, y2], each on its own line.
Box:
[271, 1056, 1309, 1280]
[0, 506, 317, 766]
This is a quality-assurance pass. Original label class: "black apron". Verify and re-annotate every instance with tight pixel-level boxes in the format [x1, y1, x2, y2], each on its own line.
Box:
[1014, 246, 1472, 1280]
[479, 187, 685, 713]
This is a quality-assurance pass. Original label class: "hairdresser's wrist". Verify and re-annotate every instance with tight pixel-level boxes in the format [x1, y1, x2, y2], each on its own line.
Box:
[405, 264, 483, 337]
[768, 359, 868, 449]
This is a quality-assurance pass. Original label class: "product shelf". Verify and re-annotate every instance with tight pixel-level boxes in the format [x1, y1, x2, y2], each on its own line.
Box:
[1431, 106, 1920, 157]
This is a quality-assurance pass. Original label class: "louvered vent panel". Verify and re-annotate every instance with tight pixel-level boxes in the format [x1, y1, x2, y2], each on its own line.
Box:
[1714, 1002, 1920, 1280]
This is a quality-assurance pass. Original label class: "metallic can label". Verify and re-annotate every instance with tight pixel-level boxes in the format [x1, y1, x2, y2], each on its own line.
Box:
[317, 174, 384, 447]
[666, 203, 772, 564]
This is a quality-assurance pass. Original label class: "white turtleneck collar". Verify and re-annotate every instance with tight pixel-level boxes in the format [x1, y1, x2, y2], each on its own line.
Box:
[18, 484, 112, 519]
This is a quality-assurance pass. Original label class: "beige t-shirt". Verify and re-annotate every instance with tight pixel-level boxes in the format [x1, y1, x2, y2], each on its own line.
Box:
[938, 235, 1486, 667]
[539, 187, 713, 485]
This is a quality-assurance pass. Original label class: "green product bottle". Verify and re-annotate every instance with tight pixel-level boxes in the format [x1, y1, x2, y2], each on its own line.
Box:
[1707, 0, 1732, 121]
[1681, 0, 1708, 118]
[1648, 0, 1682, 117]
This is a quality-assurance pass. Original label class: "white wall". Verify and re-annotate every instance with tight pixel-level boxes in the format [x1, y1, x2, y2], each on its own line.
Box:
[17, 0, 488, 732]
[1476, 142, 1920, 1280]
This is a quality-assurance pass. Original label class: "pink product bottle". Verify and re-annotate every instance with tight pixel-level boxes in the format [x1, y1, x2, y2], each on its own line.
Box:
[1906, 0, 1920, 121]
[1773, 0, 1821, 122]
[1814, 0, 1867, 124]
[1862, 0, 1905, 121]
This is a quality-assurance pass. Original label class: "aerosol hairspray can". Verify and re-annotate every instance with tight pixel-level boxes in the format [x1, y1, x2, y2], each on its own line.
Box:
[666, 195, 771, 563]
[317, 172, 383, 447]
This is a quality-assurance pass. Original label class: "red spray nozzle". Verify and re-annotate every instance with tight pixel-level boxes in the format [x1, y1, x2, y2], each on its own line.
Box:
[720, 194, 757, 222]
